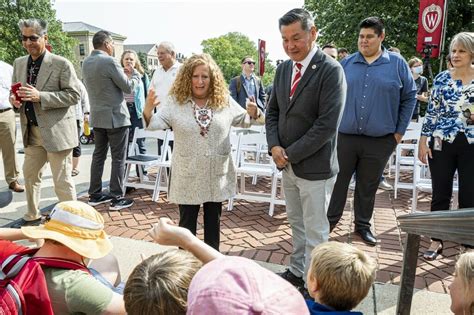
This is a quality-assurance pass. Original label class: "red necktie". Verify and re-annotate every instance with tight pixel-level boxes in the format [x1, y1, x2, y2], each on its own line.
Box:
[290, 62, 303, 98]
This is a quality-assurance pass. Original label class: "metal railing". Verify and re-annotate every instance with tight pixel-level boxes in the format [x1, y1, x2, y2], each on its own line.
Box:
[396, 209, 474, 314]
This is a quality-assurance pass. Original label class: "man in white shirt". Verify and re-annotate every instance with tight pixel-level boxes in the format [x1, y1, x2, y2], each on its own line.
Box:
[150, 42, 181, 104]
[0, 60, 24, 193]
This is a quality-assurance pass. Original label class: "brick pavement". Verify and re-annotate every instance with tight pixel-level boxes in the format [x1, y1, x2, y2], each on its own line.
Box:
[79, 173, 463, 294]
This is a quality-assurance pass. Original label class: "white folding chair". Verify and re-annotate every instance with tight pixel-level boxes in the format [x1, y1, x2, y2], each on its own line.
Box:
[123, 128, 171, 201]
[393, 129, 421, 199]
[388, 122, 423, 177]
[268, 168, 285, 216]
[233, 133, 279, 216]
[412, 163, 459, 212]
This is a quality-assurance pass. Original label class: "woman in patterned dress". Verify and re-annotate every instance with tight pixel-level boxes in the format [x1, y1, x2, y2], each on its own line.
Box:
[143, 54, 264, 250]
[418, 32, 474, 260]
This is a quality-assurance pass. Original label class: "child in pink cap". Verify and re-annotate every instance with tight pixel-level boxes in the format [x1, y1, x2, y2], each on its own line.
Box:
[148, 218, 309, 314]
[187, 256, 309, 314]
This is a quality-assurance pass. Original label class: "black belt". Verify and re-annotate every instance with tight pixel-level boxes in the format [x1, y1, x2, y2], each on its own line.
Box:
[0, 108, 12, 113]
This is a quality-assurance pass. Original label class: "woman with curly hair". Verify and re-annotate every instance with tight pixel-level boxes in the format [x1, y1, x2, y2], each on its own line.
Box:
[143, 53, 264, 250]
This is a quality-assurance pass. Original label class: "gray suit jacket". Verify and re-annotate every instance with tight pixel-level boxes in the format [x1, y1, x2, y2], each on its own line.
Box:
[12, 51, 80, 152]
[266, 48, 347, 180]
[82, 50, 140, 129]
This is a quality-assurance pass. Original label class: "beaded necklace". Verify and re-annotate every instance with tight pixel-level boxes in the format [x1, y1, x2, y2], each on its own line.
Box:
[192, 100, 213, 137]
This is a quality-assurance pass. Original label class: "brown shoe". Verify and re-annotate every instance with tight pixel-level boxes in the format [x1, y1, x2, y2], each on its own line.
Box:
[9, 181, 25, 193]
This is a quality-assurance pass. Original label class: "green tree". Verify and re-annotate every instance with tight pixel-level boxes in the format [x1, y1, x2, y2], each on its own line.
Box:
[0, 0, 77, 65]
[304, 0, 472, 71]
[201, 32, 275, 86]
[137, 52, 149, 75]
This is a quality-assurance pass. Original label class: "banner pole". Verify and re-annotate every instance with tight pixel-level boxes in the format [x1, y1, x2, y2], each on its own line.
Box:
[439, 0, 449, 71]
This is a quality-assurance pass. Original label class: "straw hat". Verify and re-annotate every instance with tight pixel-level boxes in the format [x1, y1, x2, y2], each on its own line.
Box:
[21, 201, 112, 259]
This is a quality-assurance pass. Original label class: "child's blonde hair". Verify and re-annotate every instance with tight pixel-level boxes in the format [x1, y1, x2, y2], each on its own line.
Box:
[309, 242, 376, 311]
[124, 249, 202, 315]
[454, 251, 474, 314]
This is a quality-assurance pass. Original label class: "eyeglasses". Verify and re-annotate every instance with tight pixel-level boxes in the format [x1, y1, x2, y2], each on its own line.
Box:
[20, 35, 41, 42]
[243, 61, 256, 65]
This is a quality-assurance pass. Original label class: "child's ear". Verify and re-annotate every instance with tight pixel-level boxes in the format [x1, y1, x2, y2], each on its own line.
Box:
[307, 274, 319, 297]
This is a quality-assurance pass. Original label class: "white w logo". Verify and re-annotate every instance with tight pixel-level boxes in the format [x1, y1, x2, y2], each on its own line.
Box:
[422, 4, 442, 33]
[425, 14, 438, 28]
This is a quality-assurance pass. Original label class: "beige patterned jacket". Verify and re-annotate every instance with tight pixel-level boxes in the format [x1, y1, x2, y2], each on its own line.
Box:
[12, 51, 80, 152]
[147, 96, 264, 205]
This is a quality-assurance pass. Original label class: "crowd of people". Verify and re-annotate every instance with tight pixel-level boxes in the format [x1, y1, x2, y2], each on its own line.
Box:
[0, 5, 473, 315]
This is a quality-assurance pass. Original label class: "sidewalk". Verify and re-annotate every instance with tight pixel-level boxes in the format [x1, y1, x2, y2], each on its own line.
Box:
[1, 121, 456, 313]
[109, 235, 452, 314]
[77, 173, 459, 297]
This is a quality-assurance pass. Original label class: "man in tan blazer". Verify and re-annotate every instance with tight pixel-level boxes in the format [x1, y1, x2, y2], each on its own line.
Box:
[10, 18, 80, 227]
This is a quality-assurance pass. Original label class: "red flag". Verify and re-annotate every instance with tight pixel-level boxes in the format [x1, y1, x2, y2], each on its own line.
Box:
[258, 39, 266, 76]
[416, 0, 446, 58]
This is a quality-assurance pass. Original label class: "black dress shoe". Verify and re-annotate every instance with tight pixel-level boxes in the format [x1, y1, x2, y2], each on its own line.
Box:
[355, 229, 377, 246]
[277, 269, 304, 288]
[10, 218, 42, 229]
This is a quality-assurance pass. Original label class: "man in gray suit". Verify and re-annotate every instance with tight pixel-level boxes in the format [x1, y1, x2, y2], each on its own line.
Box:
[266, 8, 346, 294]
[10, 18, 80, 227]
[82, 30, 140, 210]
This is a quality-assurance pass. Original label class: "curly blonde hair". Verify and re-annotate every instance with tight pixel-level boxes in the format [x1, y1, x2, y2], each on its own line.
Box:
[169, 53, 229, 110]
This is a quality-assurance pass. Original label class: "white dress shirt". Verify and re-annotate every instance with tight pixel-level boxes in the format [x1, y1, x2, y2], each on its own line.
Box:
[150, 61, 181, 105]
[0, 61, 13, 110]
[291, 45, 318, 82]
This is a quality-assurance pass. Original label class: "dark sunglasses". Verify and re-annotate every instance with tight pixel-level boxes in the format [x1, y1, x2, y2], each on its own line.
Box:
[243, 61, 255, 65]
[20, 35, 41, 42]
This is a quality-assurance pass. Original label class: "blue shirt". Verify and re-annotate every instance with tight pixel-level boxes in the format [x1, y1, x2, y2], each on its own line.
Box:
[338, 49, 416, 137]
[243, 74, 257, 98]
[306, 300, 362, 315]
[421, 70, 474, 144]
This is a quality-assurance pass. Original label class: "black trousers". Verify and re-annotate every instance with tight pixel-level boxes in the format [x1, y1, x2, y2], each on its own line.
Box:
[327, 133, 397, 230]
[428, 133, 474, 242]
[179, 202, 222, 251]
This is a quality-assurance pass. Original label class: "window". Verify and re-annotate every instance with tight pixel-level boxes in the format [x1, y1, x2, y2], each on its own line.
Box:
[79, 44, 85, 56]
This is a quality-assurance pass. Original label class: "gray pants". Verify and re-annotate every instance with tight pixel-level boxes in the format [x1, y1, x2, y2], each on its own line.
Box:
[283, 164, 336, 284]
[89, 127, 129, 198]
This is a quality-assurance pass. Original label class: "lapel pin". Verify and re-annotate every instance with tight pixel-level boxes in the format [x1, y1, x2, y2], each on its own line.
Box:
[311, 64, 317, 69]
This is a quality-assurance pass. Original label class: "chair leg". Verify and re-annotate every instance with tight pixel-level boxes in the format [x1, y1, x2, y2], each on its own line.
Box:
[411, 187, 418, 213]
[269, 173, 278, 217]
[240, 173, 246, 194]
[152, 167, 163, 202]
[394, 148, 400, 199]
[123, 163, 132, 192]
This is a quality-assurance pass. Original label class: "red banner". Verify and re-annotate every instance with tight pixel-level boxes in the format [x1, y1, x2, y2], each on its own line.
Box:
[416, 0, 446, 58]
[258, 39, 266, 76]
